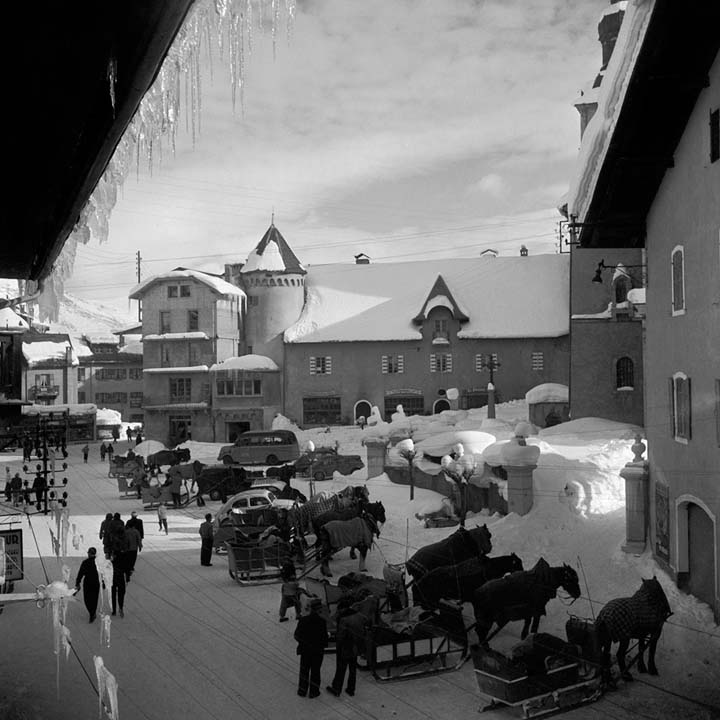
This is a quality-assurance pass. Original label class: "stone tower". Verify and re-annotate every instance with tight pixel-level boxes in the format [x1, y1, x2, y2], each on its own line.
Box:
[238, 224, 306, 365]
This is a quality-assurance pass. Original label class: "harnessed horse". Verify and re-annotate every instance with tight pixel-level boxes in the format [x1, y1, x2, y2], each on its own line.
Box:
[595, 576, 672, 683]
[472, 558, 581, 644]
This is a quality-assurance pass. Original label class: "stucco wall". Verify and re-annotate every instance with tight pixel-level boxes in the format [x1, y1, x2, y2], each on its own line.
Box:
[644, 55, 720, 616]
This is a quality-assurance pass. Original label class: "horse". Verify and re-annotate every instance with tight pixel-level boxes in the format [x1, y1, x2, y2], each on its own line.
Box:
[147, 448, 191, 473]
[472, 557, 581, 644]
[412, 553, 524, 608]
[313, 501, 386, 560]
[293, 486, 369, 537]
[317, 504, 385, 577]
[406, 525, 493, 583]
[595, 576, 672, 683]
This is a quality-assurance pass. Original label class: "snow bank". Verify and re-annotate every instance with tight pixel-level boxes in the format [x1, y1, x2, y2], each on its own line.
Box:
[209, 355, 280, 372]
[525, 383, 569, 404]
[539, 416, 644, 441]
[96, 408, 122, 426]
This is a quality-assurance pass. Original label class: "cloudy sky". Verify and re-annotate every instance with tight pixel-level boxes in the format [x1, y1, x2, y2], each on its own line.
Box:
[64, 0, 608, 312]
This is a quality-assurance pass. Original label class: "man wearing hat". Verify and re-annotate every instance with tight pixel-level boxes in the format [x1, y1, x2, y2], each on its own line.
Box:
[74, 547, 101, 622]
[293, 597, 328, 698]
[126, 510, 145, 539]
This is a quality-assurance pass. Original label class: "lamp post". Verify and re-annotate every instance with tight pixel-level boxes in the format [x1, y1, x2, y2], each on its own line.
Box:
[479, 354, 501, 419]
[396, 438, 417, 501]
[441, 444, 476, 527]
[306, 440, 316, 498]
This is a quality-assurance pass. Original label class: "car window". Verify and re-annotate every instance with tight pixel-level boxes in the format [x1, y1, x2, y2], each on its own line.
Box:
[250, 496, 269, 506]
[267, 492, 276, 502]
[233, 498, 248, 509]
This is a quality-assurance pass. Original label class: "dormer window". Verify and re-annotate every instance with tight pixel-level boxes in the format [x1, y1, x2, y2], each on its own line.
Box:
[671, 245, 685, 315]
[433, 318, 449, 344]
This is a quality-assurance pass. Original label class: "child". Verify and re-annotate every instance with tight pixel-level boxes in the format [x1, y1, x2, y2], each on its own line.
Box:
[279, 561, 307, 622]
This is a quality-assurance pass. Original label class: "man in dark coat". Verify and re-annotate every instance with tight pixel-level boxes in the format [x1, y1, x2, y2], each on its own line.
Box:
[126, 510, 144, 539]
[31, 473, 46, 508]
[110, 552, 126, 618]
[75, 547, 101, 622]
[122, 524, 142, 582]
[326, 601, 367, 697]
[294, 597, 328, 698]
[199, 513, 214, 566]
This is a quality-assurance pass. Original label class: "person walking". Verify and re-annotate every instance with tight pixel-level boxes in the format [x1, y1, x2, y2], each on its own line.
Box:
[294, 597, 328, 698]
[199, 513, 214, 566]
[100, 443, 106, 461]
[126, 426, 133, 443]
[74, 547, 101, 622]
[326, 600, 367, 698]
[3, 468, 11, 503]
[106, 442, 114, 462]
[157, 503, 168, 534]
[60, 435, 68, 459]
[168, 467, 183, 508]
[10, 472, 23, 507]
[99, 513, 113, 557]
[279, 561, 308, 622]
[126, 510, 144, 540]
[110, 552, 126, 618]
[31, 472, 46, 508]
[111, 425, 120, 444]
[122, 523, 142, 581]
[82, 444, 89, 463]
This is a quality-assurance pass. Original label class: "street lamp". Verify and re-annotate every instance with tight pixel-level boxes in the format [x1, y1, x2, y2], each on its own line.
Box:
[396, 438, 417, 501]
[478, 354, 501, 419]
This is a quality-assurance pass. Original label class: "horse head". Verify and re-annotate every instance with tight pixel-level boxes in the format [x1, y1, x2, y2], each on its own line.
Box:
[641, 576, 673, 619]
[509, 552, 524, 573]
[469, 524, 493, 557]
[368, 501, 386, 525]
[559, 564, 581, 601]
[362, 509, 382, 538]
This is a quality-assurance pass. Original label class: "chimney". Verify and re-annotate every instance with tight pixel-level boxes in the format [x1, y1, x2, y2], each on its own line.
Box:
[520, 245, 528, 257]
[354, 253, 370, 265]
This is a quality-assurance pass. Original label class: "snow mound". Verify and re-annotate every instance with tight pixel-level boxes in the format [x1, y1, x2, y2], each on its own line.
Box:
[540, 417, 644, 441]
[415, 430, 496, 458]
[96, 408, 122, 426]
[525, 383, 568, 404]
[210, 354, 280, 372]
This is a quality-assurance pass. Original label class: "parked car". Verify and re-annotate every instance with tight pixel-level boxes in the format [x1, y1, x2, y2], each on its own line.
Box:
[294, 447, 364, 481]
[217, 430, 300, 466]
[214, 488, 296, 527]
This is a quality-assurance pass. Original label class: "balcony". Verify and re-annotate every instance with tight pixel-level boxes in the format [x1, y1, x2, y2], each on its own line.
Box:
[431, 331, 450, 345]
[29, 384, 60, 400]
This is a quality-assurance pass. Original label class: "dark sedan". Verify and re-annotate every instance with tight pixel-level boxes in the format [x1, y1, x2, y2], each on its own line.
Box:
[294, 448, 364, 481]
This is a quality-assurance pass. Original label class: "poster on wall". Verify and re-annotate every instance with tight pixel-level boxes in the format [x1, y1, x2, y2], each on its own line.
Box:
[655, 483, 670, 562]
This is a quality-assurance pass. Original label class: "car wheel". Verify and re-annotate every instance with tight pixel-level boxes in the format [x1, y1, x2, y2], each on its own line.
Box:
[314, 470, 326, 482]
[221, 455, 233, 465]
[266, 454, 279, 465]
[209, 489, 222, 501]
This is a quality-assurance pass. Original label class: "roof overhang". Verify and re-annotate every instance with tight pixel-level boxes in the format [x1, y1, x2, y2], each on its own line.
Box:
[3, 1, 195, 281]
[577, 0, 720, 248]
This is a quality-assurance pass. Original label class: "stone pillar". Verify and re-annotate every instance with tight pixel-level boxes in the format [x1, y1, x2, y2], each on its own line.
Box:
[501, 436, 540, 516]
[620, 435, 649, 554]
[364, 439, 389, 480]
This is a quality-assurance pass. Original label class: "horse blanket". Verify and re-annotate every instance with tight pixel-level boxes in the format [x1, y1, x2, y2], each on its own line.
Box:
[597, 585, 670, 642]
[407, 525, 492, 580]
[324, 516, 374, 551]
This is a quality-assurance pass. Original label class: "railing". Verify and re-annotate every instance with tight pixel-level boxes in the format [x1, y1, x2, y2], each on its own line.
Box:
[28, 385, 60, 399]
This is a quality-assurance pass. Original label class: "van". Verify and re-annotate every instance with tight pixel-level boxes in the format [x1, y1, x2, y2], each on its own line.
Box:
[217, 430, 300, 466]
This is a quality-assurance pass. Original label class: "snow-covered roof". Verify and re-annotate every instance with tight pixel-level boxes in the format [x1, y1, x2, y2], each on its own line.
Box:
[285, 254, 569, 343]
[241, 224, 305, 275]
[119, 339, 143, 355]
[128, 269, 245, 299]
[525, 383, 569, 405]
[627, 288, 646, 304]
[84, 334, 118, 345]
[0, 307, 29, 329]
[70, 335, 94, 359]
[23, 337, 78, 367]
[567, 1, 655, 220]
[23, 403, 96, 416]
[209, 355, 280, 372]
[143, 366, 209, 374]
[143, 332, 210, 341]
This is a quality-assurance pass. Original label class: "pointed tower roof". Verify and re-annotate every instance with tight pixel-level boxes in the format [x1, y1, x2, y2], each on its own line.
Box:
[412, 275, 469, 324]
[241, 224, 306, 275]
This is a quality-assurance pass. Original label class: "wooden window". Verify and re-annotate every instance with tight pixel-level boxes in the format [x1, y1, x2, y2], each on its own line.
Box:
[169, 378, 192, 403]
[303, 396, 341, 425]
[431, 353, 452, 373]
[188, 310, 199, 332]
[671, 246, 685, 315]
[180, 285, 191, 298]
[616, 357, 634, 389]
[129, 392, 143, 408]
[381, 354, 404, 374]
[383, 395, 424, 420]
[711, 108, 719, 163]
[129, 368, 142, 380]
[670, 373, 692, 442]
[531, 352, 544, 371]
[310, 356, 332, 375]
[167, 285, 178, 298]
[77, 391, 86, 403]
[160, 311, 171, 334]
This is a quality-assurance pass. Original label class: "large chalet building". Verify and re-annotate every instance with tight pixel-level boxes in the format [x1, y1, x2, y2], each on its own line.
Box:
[567, 0, 719, 619]
[130, 224, 570, 444]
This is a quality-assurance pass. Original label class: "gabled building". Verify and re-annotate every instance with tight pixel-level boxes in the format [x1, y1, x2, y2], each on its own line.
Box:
[567, 0, 720, 618]
[21, 331, 77, 406]
[129, 268, 245, 445]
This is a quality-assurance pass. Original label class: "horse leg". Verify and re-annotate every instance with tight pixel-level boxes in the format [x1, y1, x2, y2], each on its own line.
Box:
[349, 546, 357, 560]
[636, 636, 648, 674]
[597, 625, 616, 688]
[357, 544, 367, 572]
[646, 630, 661, 675]
[616, 638, 632, 681]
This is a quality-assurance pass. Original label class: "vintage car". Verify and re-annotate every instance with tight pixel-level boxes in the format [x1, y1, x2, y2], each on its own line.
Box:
[213, 488, 296, 529]
[217, 429, 300, 466]
[293, 447, 365, 481]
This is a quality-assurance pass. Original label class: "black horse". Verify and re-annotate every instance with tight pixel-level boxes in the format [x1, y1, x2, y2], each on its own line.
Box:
[413, 553, 524, 608]
[406, 525, 493, 583]
[472, 557, 581, 644]
[595, 576, 672, 684]
[318, 503, 386, 577]
[313, 500, 385, 559]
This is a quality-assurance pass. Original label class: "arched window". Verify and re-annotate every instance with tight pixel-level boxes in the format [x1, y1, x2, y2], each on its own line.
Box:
[671, 245, 685, 315]
[616, 357, 634, 389]
[614, 276, 630, 303]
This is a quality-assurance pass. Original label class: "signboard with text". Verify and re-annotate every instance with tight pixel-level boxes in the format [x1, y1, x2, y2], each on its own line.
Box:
[0, 528, 24, 581]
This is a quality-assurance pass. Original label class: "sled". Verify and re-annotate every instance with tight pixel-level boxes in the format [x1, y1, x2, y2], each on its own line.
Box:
[225, 539, 293, 585]
[471, 636, 602, 718]
[365, 599, 469, 681]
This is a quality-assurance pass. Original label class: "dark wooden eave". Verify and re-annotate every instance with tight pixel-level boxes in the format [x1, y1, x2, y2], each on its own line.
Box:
[2, 1, 195, 281]
[578, 0, 720, 248]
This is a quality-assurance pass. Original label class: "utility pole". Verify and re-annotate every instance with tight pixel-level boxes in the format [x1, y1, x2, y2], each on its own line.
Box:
[136, 250, 142, 322]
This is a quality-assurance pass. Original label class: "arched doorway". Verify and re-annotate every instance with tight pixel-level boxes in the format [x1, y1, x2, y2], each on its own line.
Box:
[354, 400, 372, 423]
[433, 398, 450, 414]
[676, 497, 717, 613]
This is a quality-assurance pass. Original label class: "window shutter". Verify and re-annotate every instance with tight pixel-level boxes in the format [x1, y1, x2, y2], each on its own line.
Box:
[381, 355, 388, 374]
[326, 356, 332, 375]
[397, 355, 404, 373]
[309, 357, 316, 375]
[430, 354, 437, 373]
[475, 354, 482, 372]
[686, 377, 692, 440]
[668, 377, 675, 437]
[447, 354, 453, 372]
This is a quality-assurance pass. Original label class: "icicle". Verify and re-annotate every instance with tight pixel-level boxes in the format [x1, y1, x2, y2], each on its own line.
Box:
[101, 614, 112, 648]
[61, 564, 71, 585]
[49, 528, 60, 559]
[94, 656, 120, 720]
[285, 0, 296, 44]
[71, 524, 83, 551]
[0, 536, 5, 586]
[107, 56, 117, 117]
[60, 509, 70, 559]
[271, 0, 279, 60]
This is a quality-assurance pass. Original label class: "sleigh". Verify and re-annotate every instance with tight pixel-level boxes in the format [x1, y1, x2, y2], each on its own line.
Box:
[472, 626, 602, 718]
[225, 538, 294, 585]
[365, 599, 469, 681]
[108, 456, 143, 480]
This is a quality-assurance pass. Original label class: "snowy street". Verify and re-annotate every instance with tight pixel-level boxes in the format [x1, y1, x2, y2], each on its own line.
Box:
[1, 414, 718, 720]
